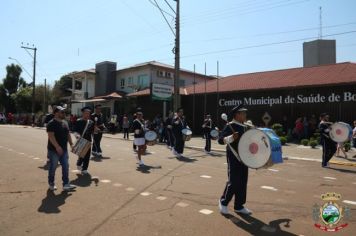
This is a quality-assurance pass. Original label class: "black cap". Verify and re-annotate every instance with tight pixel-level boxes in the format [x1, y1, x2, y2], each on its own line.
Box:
[81, 106, 92, 112]
[320, 113, 328, 118]
[177, 107, 184, 112]
[231, 104, 247, 115]
[95, 104, 102, 108]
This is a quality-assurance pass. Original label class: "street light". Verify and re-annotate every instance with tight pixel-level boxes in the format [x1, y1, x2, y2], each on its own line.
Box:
[8, 57, 33, 79]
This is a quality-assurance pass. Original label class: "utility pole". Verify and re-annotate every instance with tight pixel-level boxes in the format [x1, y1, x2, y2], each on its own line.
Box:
[21, 43, 37, 125]
[44, 78, 47, 114]
[173, 0, 180, 112]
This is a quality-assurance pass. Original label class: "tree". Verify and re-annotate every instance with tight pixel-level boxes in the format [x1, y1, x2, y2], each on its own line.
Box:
[11, 87, 32, 113]
[52, 75, 72, 103]
[0, 64, 25, 113]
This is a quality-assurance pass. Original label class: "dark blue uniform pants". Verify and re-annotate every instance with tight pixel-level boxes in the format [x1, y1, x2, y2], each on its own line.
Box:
[204, 132, 211, 152]
[321, 140, 336, 166]
[220, 151, 248, 210]
[92, 133, 102, 153]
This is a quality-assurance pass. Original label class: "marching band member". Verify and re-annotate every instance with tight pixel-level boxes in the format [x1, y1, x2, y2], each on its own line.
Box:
[172, 108, 189, 158]
[132, 109, 146, 167]
[319, 113, 337, 168]
[91, 104, 105, 157]
[165, 111, 175, 150]
[218, 105, 251, 215]
[202, 114, 213, 154]
[74, 106, 95, 175]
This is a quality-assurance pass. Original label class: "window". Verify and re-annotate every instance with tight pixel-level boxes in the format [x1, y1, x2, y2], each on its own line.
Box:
[120, 78, 125, 89]
[179, 79, 185, 87]
[157, 70, 164, 77]
[138, 74, 149, 88]
[128, 77, 133, 85]
[75, 80, 82, 90]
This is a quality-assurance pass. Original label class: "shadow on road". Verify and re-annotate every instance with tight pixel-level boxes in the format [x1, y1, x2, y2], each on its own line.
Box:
[136, 164, 162, 174]
[225, 214, 297, 236]
[70, 174, 99, 187]
[90, 156, 111, 162]
[38, 190, 73, 214]
[175, 156, 197, 163]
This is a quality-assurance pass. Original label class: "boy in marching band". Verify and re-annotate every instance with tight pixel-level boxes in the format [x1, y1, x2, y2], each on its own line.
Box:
[218, 105, 251, 215]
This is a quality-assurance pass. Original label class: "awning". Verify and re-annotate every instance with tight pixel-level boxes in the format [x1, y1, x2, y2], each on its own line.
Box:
[72, 98, 106, 103]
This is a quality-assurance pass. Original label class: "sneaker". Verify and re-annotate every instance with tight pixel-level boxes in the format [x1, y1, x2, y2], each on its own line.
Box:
[177, 153, 182, 158]
[49, 185, 57, 191]
[139, 160, 145, 166]
[63, 184, 76, 191]
[92, 151, 97, 156]
[97, 152, 102, 157]
[218, 200, 229, 215]
[81, 170, 89, 175]
[77, 165, 82, 171]
[172, 149, 178, 156]
[235, 207, 252, 215]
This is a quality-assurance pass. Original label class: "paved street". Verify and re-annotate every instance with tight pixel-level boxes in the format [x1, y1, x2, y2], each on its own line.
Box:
[0, 125, 355, 236]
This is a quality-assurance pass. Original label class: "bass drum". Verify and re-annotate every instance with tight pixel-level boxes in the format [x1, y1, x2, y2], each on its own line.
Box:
[238, 128, 283, 169]
[329, 122, 352, 143]
[145, 131, 157, 146]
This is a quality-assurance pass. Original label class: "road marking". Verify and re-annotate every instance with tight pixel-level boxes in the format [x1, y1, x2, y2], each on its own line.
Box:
[156, 196, 167, 201]
[199, 209, 213, 215]
[261, 186, 278, 191]
[176, 202, 189, 208]
[125, 187, 135, 191]
[7, 148, 13, 151]
[200, 175, 212, 179]
[140, 192, 152, 196]
[71, 170, 80, 173]
[268, 168, 279, 172]
[224, 163, 227, 165]
[113, 183, 123, 187]
[343, 200, 356, 205]
[33, 157, 40, 160]
[100, 179, 111, 183]
[323, 177, 336, 180]
[18, 152, 25, 155]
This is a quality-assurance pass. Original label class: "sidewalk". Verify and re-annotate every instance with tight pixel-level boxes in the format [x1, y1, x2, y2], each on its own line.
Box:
[103, 133, 356, 167]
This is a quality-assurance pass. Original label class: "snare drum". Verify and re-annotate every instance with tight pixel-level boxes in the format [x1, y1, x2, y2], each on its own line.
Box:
[238, 128, 283, 169]
[329, 122, 352, 143]
[210, 129, 219, 140]
[145, 131, 157, 146]
[182, 128, 192, 141]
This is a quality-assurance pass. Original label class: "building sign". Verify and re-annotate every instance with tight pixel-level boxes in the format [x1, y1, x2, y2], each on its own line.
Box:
[219, 92, 356, 107]
[151, 83, 173, 101]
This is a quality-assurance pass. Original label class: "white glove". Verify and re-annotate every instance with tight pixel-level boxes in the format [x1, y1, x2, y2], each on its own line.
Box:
[224, 135, 235, 144]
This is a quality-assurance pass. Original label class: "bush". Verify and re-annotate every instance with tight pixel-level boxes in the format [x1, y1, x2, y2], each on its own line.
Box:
[309, 140, 318, 148]
[344, 142, 351, 152]
[301, 139, 309, 146]
[313, 132, 320, 138]
[279, 136, 287, 145]
[271, 123, 284, 136]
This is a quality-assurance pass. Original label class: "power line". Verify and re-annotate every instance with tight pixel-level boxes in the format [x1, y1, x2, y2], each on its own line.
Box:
[150, 0, 176, 36]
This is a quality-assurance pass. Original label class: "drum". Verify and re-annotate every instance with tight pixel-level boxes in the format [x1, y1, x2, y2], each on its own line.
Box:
[182, 128, 192, 141]
[72, 138, 91, 158]
[210, 129, 219, 140]
[145, 131, 157, 146]
[329, 122, 352, 143]
[238, 128, 283, 169]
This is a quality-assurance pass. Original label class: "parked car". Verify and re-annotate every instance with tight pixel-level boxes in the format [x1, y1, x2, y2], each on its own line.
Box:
[0, 113, 7, 124]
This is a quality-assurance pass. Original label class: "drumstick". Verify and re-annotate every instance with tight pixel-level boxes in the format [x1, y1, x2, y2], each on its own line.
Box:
[221, 113, 237, 134]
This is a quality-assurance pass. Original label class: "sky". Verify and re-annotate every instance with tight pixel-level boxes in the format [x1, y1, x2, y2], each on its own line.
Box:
[0, 0, 356, 86]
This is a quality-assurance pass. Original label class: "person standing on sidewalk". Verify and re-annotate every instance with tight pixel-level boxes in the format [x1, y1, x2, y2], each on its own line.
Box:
[122, 114, 130, 140]
[319, 113, 337, 167]
[47, 106, 76, 191]
[218, 105, 251, 215]
[74, 107, 95, 175]
[91, 104, 105, 157]
[202, 114, 213, 154]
